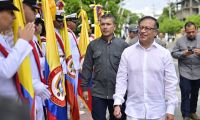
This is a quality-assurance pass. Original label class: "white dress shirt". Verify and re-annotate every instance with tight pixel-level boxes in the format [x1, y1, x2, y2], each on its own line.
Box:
[0, 34, 32, 99]
[68, 29, 80, 94]
[32, 35, 46, 120]
[113, 41, 178, 119]
[68, 29, 80, 71]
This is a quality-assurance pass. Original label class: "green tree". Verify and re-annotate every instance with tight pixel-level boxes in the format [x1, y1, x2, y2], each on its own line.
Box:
[158, 3, 183, 35]
[186, 15, 200, 27]
[159, 18, 184, 35]
[63, 0, 139, 35]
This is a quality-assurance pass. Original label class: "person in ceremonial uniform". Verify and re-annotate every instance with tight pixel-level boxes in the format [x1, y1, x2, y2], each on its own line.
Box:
[66, 13, 81, 91]
[0, 0, 35, 100]
[172, 21, 200, 120]
[22, 0, 51, 119]
[53, 2, 67, 75]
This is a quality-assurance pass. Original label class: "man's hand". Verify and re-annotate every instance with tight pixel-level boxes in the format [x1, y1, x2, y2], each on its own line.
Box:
[113, 105, 122, 119]
[183, 50, 193, 57]
[83, 91, 89, 101]
[193, 48, 200, 55]
[19, 22, 35, 41]
[166, 113, 174, 120]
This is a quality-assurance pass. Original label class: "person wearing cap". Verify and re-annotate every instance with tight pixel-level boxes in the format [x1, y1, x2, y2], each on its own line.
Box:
[0, 0, 35, 100]
[66, 13, 81, 83]
[34, 14, 46, 55]
[125, 25, 138, 45]
[53, 3, 68, 76]
[22, 1, 51, 120]
[34, 15, 46, 54]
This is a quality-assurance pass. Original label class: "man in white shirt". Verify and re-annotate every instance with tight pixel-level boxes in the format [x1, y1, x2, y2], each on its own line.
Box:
[113, 16, 178, 120]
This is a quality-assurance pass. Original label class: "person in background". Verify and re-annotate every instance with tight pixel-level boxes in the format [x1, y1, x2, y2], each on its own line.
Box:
[23, 0, 51, 119]
[125, 25, 138, 45]
[171, 21, 200, 120]
[157, 32, 167, 48]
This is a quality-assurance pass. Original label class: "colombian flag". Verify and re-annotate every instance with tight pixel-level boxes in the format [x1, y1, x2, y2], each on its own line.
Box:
[78, 9, 92, 112]
[42, 0, 67, 119]
[60, 15, 80, 120]
[13, 0, 35, 119]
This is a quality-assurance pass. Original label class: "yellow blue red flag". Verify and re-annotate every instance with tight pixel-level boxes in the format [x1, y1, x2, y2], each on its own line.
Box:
[60, 17, 80, 120]
[42, 0, 67, 119]
[13, 0, 35, 119]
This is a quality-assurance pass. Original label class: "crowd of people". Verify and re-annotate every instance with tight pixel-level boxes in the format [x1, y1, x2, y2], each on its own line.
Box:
[0, 0, 200, 120]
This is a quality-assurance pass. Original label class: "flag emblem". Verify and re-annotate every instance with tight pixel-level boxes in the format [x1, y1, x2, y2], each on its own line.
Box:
[48, 66, 66, 107]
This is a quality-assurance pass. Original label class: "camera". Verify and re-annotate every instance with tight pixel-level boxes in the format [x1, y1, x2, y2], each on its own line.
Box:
[187, 46, 195, 52]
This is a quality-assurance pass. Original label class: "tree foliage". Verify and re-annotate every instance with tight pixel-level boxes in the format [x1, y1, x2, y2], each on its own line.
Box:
[63, 0, 139, 35]
[158, 3, 184, 35]
[186, 15, 200, 27]
[158, 2, 200, 34]
[159, 18, 184, 35]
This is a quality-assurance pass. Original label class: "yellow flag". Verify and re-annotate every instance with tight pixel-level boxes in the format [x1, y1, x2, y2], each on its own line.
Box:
[13, 0, 34, 99]
[48, 0, 56, 21]
[60, 20, 71, 60]
[90, 4, 104, 39]
[78, 9, 90, 57]
[42, 1, 67, 118]
[42, 0, 60, 71]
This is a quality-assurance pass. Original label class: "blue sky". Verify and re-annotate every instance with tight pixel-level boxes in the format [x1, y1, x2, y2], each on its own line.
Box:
[120, 0, 177, 16]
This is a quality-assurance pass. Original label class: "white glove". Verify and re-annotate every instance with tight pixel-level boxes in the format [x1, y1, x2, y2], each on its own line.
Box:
[34, 83, 51, 100]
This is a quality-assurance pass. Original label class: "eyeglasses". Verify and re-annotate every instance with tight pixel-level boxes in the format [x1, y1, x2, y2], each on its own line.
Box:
[138, 26, 156, 32]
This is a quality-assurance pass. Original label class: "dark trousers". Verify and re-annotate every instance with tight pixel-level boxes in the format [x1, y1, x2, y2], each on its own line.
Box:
[179, 75, 200, 117]
[92, 96, 126, 120]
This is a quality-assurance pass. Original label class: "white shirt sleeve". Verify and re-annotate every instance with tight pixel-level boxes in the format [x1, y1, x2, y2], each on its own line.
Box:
[164, 50, 178, 115]
[68, 32, 80, 70]
[113, 50, 128, 105]
[0, 38, 32, 79]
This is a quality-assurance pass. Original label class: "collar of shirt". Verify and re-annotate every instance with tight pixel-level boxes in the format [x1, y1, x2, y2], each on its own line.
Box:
[100, 34, 115, 44]
[135, 39, 159, 51]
